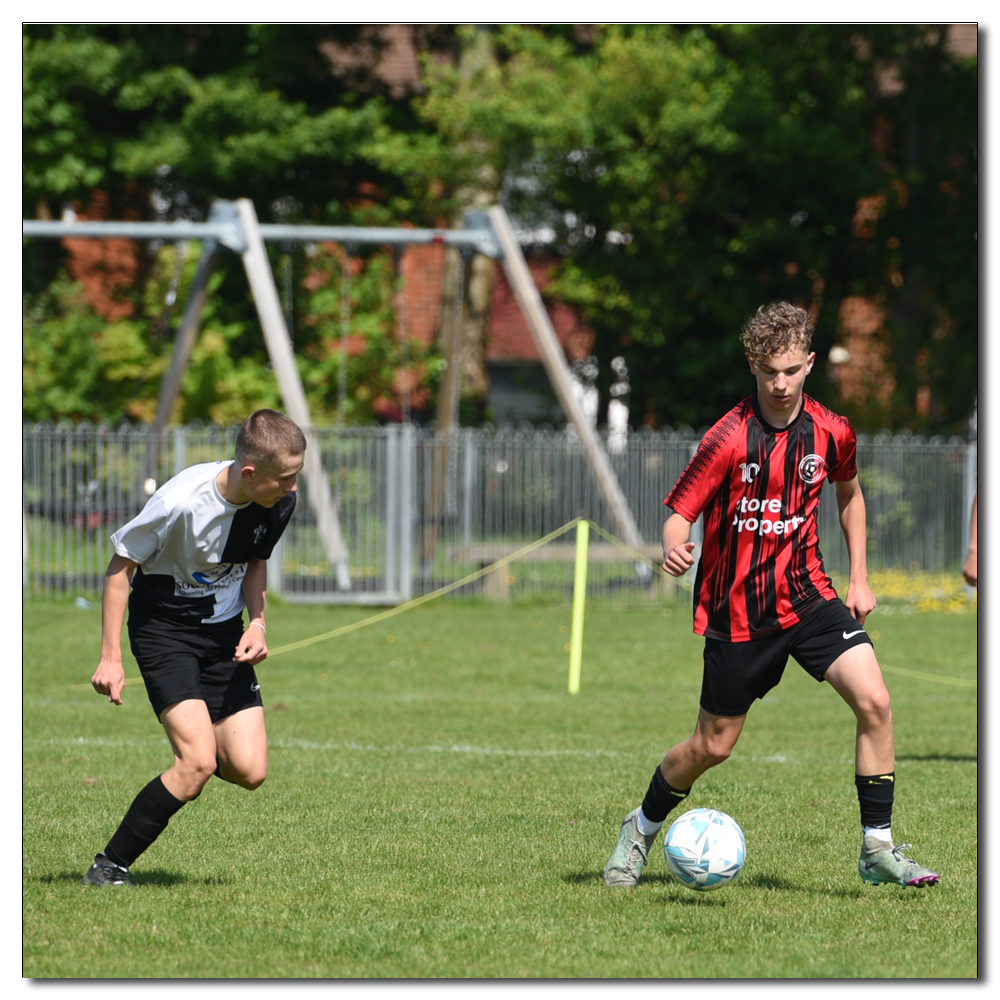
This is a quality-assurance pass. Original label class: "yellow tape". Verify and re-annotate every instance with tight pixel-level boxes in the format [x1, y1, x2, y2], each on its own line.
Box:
[590, 523, 977, 690]
[267, 518, 585, 657]
[585, 521, 694, 592]
[880, 663, 977, 688]
[73, 520, 971, 693]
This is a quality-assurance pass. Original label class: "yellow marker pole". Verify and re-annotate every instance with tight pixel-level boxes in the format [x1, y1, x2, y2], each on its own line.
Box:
[568, 519, 589, 694]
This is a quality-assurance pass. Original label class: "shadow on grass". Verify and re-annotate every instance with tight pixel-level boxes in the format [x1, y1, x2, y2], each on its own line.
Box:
[38, 870, 231, 888]
[738, 871, 808, 892]
[897, 753, 977, 763]
[563, 870, 701, 888]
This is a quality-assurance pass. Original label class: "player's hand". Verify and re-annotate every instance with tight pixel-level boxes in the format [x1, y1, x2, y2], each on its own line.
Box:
[844, 580, 877, 627]
[234, 624, 268, 665]
[962, 550, 977, 587]
[91, 657, 127, 705]
[663, 542, 696, 577]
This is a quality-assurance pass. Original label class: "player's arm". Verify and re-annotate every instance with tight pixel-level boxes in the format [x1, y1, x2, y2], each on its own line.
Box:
[91, 554, 137, 705]
[962, 491, 977, 587]
[234, 557, 269, 665]
[834, 476, 877, 626]
[662, 511, 697, 577]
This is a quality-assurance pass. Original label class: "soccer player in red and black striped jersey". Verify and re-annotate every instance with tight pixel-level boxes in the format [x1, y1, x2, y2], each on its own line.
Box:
[604, 302, 939, 889]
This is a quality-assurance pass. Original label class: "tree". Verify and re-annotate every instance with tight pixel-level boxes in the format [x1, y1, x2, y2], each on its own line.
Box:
[408, 24, 977, 433]
[22, 24, 459, 425]
[22, 25, 976, 435]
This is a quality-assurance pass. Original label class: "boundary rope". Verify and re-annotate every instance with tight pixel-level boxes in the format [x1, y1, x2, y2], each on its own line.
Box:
[879, 663, 977, 687]
[267, 517, 587, 657]
[266, 518, 976, 691]
[83, 519, 973, 692]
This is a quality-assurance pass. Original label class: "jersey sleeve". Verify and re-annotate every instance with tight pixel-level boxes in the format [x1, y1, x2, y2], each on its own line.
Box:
[109, 494, 171, 565]
[255, 492, 296, 560]
[664, 409, 741, 522]
[826, 416, 858, 482]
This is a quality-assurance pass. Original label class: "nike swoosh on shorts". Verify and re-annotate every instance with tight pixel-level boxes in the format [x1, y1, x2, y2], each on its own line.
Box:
[843, 629, 866, 640]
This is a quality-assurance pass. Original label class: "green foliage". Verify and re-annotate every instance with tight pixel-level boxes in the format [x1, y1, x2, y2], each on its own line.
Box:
[22, 25, 976, 434]
[22, 278, 163, 424]
[22, 25, 449, 218]
[410, 25, 976, 433]
[23, 601, 977, 977]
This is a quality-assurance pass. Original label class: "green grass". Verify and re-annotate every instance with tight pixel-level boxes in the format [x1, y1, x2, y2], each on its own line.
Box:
[23, 598, 977, 978]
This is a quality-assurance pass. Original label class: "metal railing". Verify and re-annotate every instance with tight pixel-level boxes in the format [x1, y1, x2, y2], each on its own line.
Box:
[23, 421, 976, 604]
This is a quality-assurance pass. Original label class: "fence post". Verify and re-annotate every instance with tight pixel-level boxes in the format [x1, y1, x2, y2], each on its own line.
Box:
[173, 425, 188, 477]
[399, 423, 414, 601]
[22, 484, 28, 591]
[268, 536, 284, 599]
[385, 425, 399, 600]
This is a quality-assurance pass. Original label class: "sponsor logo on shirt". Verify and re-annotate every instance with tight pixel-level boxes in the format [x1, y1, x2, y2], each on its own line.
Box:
[732, 496, 806, 536]
[176, 562, 245, 596]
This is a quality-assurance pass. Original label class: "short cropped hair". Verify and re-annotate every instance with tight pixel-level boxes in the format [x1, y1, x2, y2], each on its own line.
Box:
[740, 301, 814, 365]
[235, 410, 306, 468]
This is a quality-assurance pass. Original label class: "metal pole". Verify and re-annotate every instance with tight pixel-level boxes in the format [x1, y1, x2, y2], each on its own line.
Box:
[399, 422, 414, 601]
[153, 240, 218, 432]
[385, 425, 399, 600]
[22, 217, 502, 258]
[235, 198, 352, 590]
[486, 206, 648, 569]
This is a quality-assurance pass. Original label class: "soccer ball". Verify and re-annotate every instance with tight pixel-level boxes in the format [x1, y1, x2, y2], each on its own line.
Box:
[663, 808, 746, 891]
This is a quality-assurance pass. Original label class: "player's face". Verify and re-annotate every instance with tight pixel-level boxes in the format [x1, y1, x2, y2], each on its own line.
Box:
[245, 452, 304, 507]
[748, 346, 815, 421]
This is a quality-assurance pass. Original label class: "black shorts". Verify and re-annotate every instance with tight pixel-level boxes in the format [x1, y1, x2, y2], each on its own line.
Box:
[127, 611, 264, 722]
[700, 598, 874, 717]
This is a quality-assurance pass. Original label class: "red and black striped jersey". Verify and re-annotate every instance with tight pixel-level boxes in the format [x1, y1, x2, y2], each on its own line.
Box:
[664, 394, 857, 641]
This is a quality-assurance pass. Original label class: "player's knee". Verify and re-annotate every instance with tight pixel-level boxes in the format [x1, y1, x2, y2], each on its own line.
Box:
[172, 757, 216, 799]
[238, 771, 267, 791]
[193, 755, 219, 787]
[854, 683, 892, 730]
[867, 685, 892, 725]
[231, 763, 267, 790]
[691, 735, 733, 768]
[704, 742, 734, 767]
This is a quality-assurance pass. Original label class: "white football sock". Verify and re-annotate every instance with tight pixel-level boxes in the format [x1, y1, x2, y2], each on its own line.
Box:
[636, 808, 663, 837]
[863, 826, 892, 844]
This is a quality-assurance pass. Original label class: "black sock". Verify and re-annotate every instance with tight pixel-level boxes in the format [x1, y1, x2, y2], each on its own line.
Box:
[855, 771, 895, 830]
[640, 766, 691, 824]
[103, 775, 186, 869]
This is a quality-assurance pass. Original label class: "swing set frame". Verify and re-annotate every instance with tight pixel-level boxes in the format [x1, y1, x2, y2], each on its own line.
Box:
[23, 200, 647, 596]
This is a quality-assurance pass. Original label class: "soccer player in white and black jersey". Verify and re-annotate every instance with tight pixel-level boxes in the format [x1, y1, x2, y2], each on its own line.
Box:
[603, 302, 939, 890]
[81, 410, 305, 886]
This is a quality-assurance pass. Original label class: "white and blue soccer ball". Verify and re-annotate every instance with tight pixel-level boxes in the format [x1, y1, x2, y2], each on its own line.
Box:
[663, 808, 746, 891]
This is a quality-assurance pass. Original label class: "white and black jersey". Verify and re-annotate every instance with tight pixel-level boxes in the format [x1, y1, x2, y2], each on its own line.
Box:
[111, 462, 295, 625]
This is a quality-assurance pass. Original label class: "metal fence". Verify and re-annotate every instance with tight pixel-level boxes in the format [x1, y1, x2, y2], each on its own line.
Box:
[23, 421, 976, 604]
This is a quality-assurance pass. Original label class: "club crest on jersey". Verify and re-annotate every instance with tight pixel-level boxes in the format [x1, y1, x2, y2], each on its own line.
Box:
[739, 462, 760, 483]
[797, 454, 827, 484]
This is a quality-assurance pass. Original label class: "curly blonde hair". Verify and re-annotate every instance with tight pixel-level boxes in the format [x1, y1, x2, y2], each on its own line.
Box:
[740, 301, 813, 365]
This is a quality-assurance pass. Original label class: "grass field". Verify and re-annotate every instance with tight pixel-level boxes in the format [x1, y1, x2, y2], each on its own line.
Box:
[22, 596, 977, 979]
